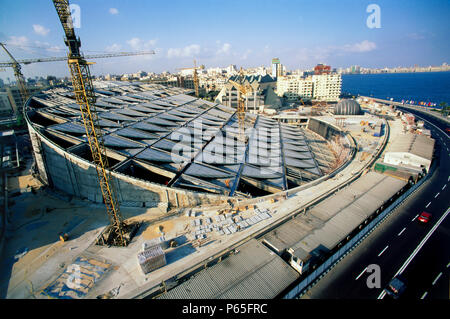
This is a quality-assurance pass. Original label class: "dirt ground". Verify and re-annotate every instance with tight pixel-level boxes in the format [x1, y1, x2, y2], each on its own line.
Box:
[142, 220, 176, 240]
[7, 174, 41, 191]
[0, 171, 181, 298]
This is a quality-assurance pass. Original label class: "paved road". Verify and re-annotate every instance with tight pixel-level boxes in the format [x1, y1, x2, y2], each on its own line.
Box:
[301, 110, 450, 299]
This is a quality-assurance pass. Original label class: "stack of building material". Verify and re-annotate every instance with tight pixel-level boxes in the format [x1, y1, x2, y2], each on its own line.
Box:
[138, 245, 167, 275]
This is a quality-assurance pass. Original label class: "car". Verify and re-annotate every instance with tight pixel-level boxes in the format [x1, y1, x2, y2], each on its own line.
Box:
[418, 211, 432, 223]
[384, 276, 407, 299]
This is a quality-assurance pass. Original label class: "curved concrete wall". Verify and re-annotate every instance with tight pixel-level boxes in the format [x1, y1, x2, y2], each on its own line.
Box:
[25, 103, 352, 210]
[26, 120, 231, 210]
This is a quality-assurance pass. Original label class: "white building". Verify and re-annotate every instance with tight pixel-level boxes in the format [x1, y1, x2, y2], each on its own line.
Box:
[383, 133, 435, 173]
[215, 74, 279, 113]
[271, 58, 283, 78]
[276, 73, 341, 102]
[311, 74, 341, 102]
[276, 75, 314, 101]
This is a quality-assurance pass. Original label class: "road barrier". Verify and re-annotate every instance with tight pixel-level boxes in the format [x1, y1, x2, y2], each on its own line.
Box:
[283, 157, 435, 299]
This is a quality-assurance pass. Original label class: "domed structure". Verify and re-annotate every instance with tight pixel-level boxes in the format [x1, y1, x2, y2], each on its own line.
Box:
[24, 81, 340, 210]
[334, 99, 361, 115]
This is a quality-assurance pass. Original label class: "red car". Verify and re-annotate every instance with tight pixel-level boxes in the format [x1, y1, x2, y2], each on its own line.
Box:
[418, 211, 432, 223]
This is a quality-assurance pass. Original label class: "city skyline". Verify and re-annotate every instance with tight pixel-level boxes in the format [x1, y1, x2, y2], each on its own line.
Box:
[1, 0, 449, 81]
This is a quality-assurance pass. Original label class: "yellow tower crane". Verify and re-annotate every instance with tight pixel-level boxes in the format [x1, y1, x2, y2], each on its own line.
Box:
[228, 69, 253, 143]
[177, 60, 201, 97]
[0, 42, 155, 112]
[51, 0, 138, 246]
[0, 43, 29, 107]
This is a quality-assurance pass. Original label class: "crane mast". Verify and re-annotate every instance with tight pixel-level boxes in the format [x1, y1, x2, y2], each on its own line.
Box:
[0, 43, 29, 107]
[193, 60, 199, 97]
[177, 60, 200, 97]
[52, 0, 128, 246]
[229, 70, 252, 143]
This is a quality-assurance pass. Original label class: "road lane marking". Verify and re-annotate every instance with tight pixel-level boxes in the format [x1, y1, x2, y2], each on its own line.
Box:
[395, 208, 450, 277]
[443, 185, 447, 190]
[378, 245, 389, 257]
[426, 202, 431, 208]
[411, 214, 419, 221]
[432, 272, 442, 286]
[435, 192, 440, 198]
[397, 227, 406, 236]
[355, 267, 368, 280]
[420, 291, 428, 299]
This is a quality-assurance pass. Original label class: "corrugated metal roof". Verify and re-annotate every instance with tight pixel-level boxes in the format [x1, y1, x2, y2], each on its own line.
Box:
[158, 239, 298, 299]
[387, 132, 434, 160]
[263, 172, 407, 257]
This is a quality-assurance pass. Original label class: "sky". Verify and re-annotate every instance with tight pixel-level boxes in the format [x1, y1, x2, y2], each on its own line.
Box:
[0, 0, 449, 81]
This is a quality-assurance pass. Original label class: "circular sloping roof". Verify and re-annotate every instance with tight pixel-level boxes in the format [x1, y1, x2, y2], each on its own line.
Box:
[334, 99, 361, 115]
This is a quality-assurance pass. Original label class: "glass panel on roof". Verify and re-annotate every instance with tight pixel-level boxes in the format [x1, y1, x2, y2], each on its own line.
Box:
[103, 135, 144, 149]
[133, 121, 169, 132]
[115, 127, 159, 140]
[98, 111, 136, 122]
[150, 117, 179, 127]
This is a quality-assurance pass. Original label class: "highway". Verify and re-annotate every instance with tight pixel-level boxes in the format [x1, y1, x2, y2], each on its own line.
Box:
[301, 108, 450, 299]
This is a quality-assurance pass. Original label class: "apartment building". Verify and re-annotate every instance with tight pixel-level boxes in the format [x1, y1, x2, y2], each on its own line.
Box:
[312, 74, 341, 102]
[277, 75, 314, 101]
[277, 73, 341, 102]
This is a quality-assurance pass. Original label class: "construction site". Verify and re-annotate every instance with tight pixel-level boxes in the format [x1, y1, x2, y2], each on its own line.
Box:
[0, 1, 436, 300]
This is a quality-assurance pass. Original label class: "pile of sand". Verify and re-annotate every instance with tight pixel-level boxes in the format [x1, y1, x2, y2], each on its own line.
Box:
[142, 220, 175, 240]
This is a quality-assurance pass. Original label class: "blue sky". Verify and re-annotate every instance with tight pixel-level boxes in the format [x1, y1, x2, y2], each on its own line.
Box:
[0, 0, 449, 81]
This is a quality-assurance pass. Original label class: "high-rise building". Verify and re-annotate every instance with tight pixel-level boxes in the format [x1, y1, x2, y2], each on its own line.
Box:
[277, 72, 341, 102]
[312, 74, 342, 102]
[350, 65, 361, 74]
[272, 58, 283, 78]
[276, 75, 314, 101]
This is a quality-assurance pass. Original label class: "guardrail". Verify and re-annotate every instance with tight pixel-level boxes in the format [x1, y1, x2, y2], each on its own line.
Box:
[359, 96, 450, 125]
[282, 151, 436, 299]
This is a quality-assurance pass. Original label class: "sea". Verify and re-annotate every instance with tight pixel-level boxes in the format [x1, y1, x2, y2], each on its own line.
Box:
[341, 71, 450, 106]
